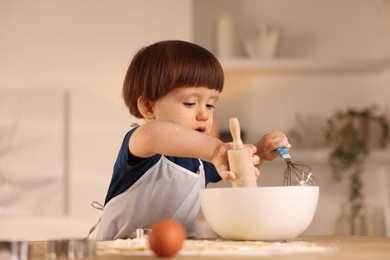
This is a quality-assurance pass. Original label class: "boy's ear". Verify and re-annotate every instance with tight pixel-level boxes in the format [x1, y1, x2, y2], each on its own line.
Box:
[137, 96, 155, 120]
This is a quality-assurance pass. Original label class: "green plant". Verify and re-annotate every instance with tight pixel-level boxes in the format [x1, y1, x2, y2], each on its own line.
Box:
[324, 105, 390, 217]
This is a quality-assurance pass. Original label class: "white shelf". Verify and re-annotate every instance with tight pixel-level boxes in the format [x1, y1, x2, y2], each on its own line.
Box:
[220, 58, 390, 73]
[290, 148, 390, 163]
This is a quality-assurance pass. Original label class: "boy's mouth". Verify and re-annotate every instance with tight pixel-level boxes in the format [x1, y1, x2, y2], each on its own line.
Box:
[196, 127, 206, 133]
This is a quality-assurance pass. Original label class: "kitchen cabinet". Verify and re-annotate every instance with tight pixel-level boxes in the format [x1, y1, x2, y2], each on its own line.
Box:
[221, 58, 390, 73]
[194, 1, 390, 74]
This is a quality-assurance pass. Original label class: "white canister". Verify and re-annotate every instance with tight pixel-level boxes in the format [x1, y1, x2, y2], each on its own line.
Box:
[215, 13, 235, 58]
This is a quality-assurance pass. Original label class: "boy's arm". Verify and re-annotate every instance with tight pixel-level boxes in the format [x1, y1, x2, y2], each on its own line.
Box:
[129, 121, 221, 162]
[129, 121, 259, 181]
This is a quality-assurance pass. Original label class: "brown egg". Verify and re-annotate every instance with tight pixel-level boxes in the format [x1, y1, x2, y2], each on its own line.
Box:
[148, 219, 187, 257]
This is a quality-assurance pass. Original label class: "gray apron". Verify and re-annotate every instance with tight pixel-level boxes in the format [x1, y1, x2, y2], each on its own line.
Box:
[96, 156, 205, 240]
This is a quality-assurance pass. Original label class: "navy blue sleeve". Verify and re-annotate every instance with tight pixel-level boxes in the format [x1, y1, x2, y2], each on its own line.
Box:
[203, 160, 222, 184]
[104, 128, 160, 205]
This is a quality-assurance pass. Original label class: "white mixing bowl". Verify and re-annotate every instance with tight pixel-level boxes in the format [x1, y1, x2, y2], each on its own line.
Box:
[199, 186, 319, 241]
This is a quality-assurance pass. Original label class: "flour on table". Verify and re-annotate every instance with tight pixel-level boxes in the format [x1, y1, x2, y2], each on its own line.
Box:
[97, 237, 333, 257]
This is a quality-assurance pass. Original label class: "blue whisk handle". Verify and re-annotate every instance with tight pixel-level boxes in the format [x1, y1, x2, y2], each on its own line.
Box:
[277, 147, 291, 162]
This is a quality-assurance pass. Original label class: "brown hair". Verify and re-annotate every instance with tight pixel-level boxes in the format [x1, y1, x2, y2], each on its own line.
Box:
[122, 40, 224, 118]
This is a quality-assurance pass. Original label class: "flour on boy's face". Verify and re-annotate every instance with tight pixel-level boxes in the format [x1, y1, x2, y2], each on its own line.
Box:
[152, 87, 220, 133]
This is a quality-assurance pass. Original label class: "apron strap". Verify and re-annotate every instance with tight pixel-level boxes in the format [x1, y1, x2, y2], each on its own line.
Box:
[86, 201, 104, 239]
[91, 201, 104, 210]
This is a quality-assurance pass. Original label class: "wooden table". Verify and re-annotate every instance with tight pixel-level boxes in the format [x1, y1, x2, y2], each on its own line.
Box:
[21, 235, 390, 260]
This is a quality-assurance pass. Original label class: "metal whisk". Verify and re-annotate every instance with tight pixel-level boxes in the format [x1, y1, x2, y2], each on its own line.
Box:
[277, 147, 317, 186]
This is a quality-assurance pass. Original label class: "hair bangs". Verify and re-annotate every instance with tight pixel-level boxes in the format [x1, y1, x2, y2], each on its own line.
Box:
[164, 41, 224, 93]
[173, 56, 224, 92]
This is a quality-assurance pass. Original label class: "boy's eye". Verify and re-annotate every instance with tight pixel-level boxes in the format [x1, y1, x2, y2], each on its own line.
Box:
[183, 102, 195, 107]
[206, 104, 216, 109]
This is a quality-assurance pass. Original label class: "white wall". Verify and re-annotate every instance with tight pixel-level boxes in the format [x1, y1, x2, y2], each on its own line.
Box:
[1, 0, 390, 240]
[0, 0, 192, 240]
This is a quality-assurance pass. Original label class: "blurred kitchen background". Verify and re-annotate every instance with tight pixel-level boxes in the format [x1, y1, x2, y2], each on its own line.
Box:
[1, 0, 390, 240]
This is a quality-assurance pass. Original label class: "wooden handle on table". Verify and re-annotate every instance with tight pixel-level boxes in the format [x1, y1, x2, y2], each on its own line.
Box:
[229, 117, 243, 149]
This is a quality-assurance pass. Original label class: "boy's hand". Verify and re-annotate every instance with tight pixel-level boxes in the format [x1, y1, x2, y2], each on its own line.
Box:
[212, 143, 260, 181]
[255, 131, 291, 163]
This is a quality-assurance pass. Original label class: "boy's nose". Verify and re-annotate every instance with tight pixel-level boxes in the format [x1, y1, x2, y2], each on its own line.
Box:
[196, 109, 209, 121]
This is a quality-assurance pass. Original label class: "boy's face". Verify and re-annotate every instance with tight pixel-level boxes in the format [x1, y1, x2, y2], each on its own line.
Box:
[151, 86, 220, 134]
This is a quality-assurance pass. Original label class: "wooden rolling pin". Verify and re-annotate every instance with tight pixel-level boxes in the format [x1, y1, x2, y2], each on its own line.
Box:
[228, 118, 257, 188]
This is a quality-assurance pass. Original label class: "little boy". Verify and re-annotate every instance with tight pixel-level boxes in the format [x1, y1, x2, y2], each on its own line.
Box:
[96, 40, 290, 239]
